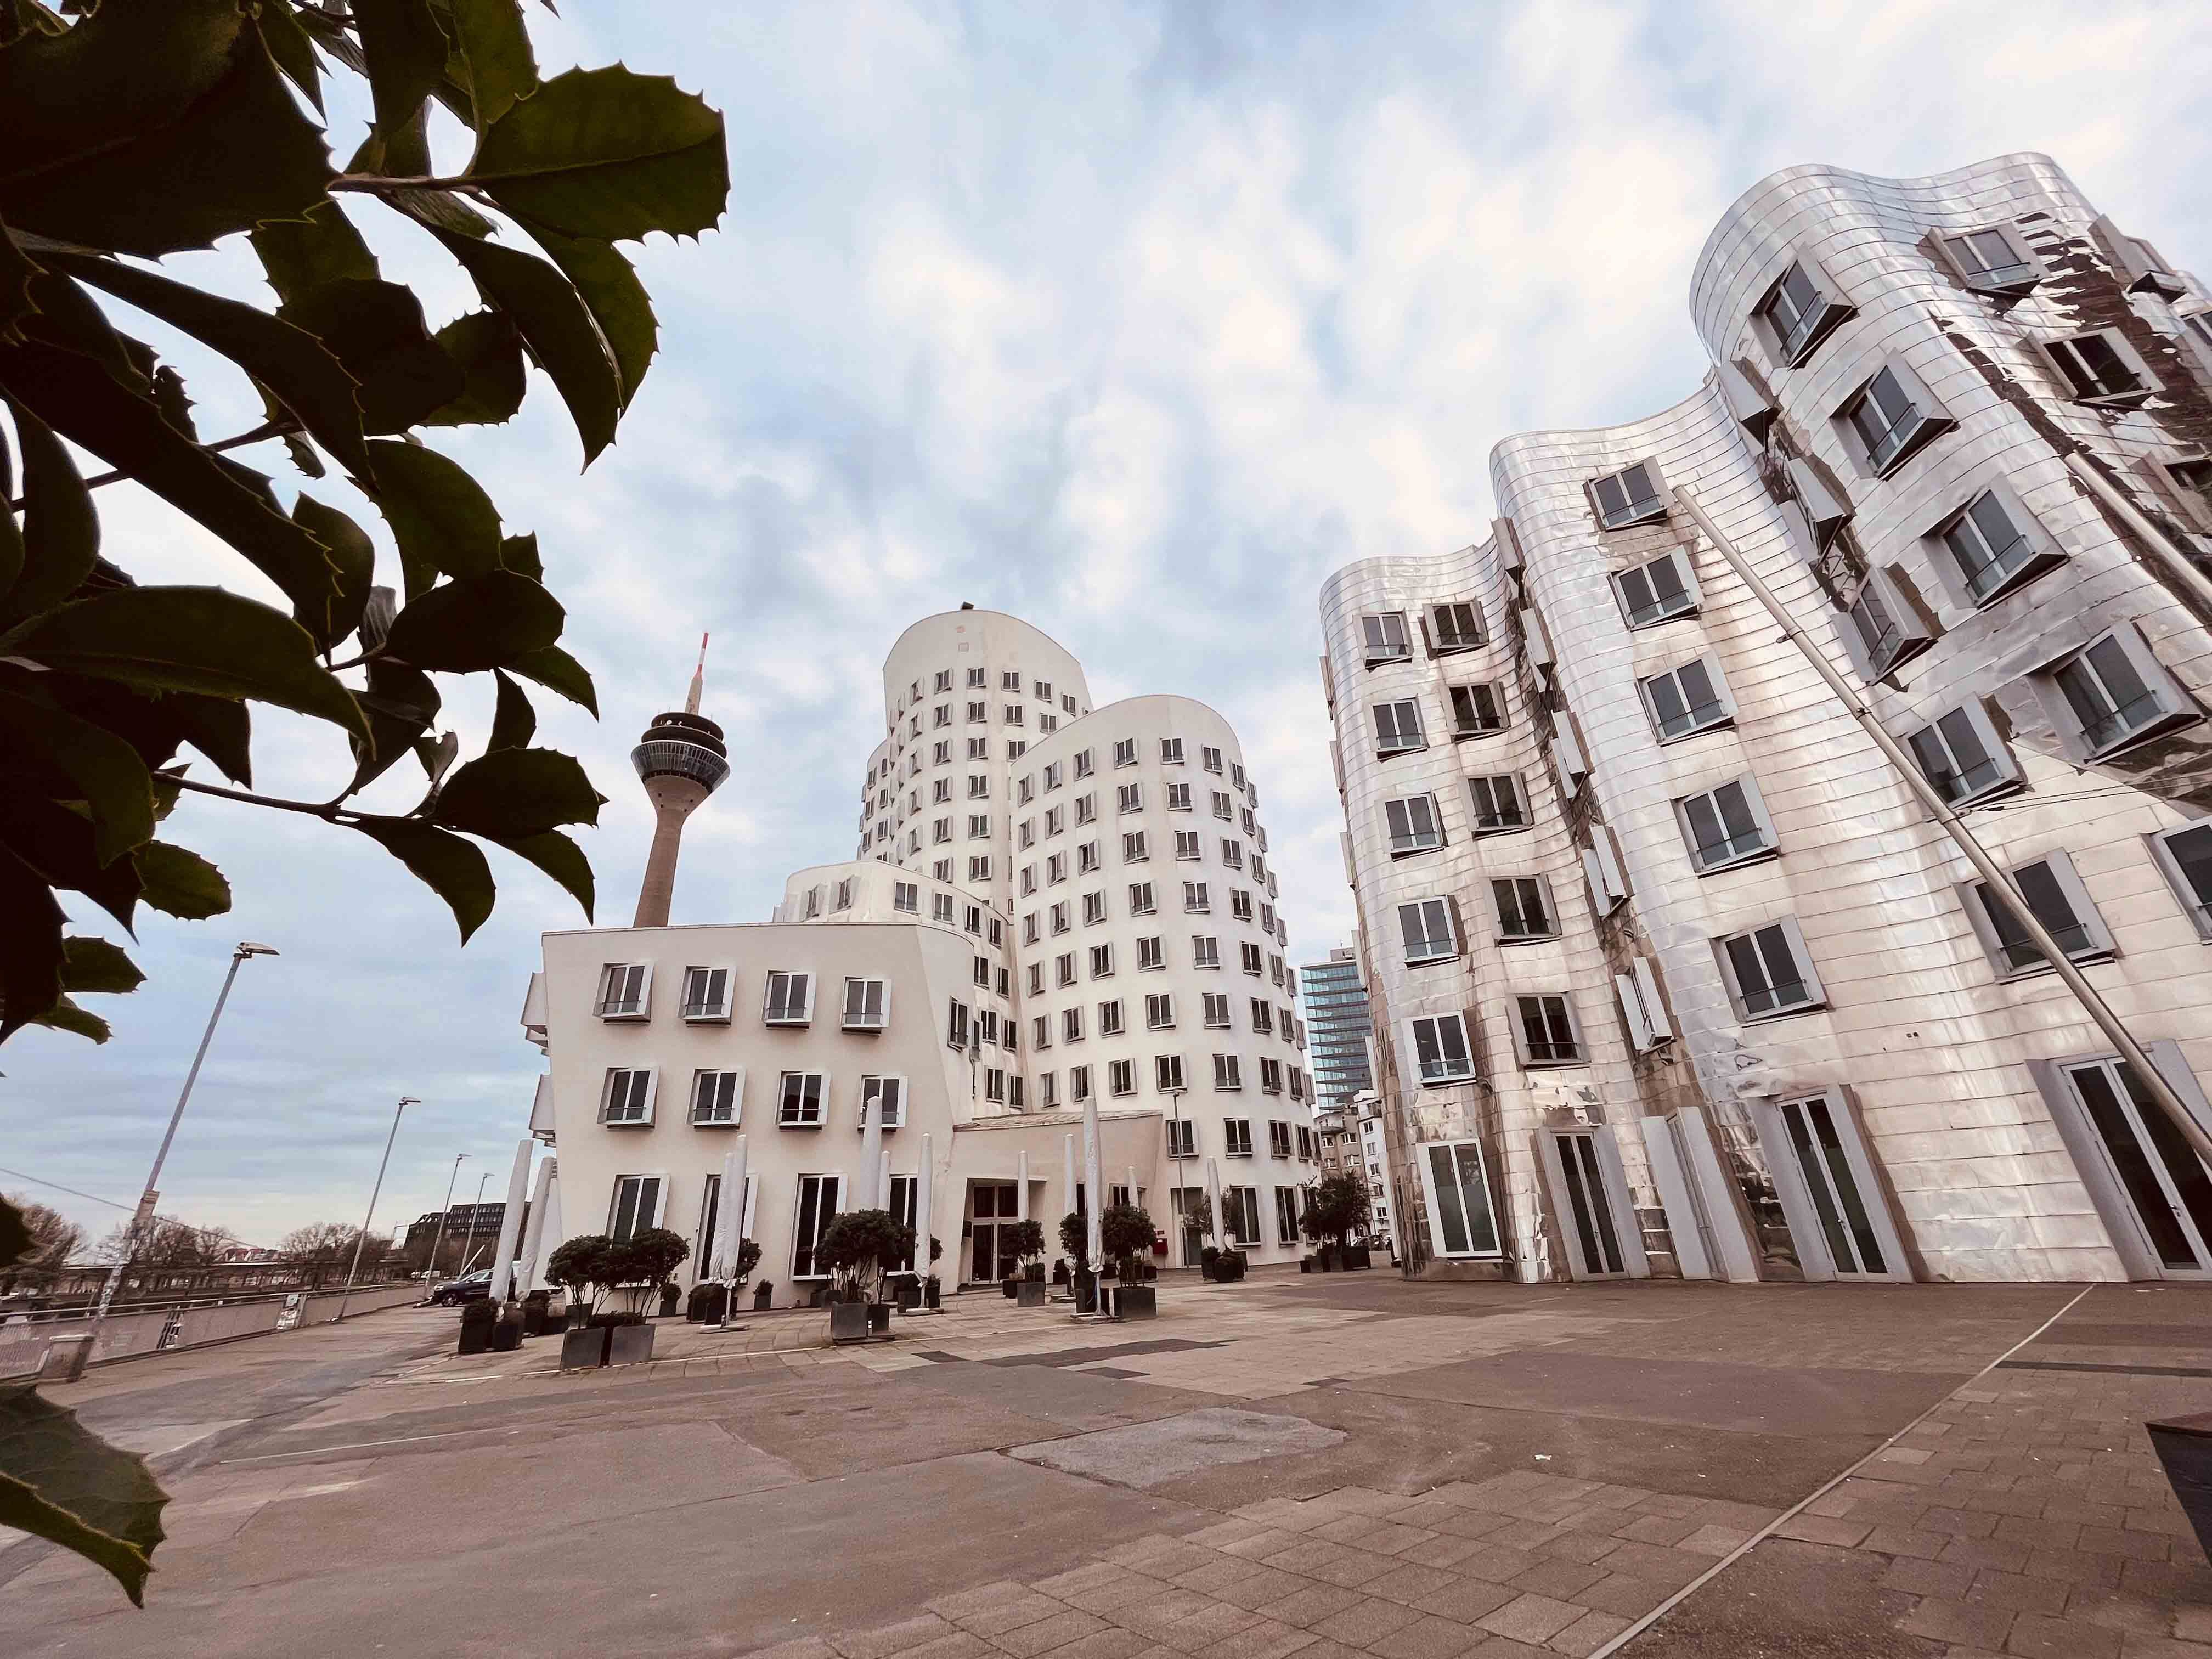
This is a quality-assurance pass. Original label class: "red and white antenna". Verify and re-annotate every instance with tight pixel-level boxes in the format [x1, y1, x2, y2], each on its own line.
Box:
[685, 631, 709, 715]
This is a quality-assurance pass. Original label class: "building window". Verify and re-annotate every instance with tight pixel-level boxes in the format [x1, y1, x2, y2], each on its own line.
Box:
[790, 1173, 839, 1277]
[2047, 627, 2197, 757]
[1078, 842, 1101, 875]
[1362, 611, 1412, 665]
[1203, 992, 1230, 1028]
[1429, 601, 1484, 653]
[1713, 917, 1825, 1020]
[1224, 1116, 1253, 1152]
[1137, 936, 1165, 970]
[1754, 258, 1850, 365]
[1055, 951, 1075, 986]
[1117, 783, 1142, 814]
[680, 966, 731, 1021]
[893, 881, 918, 913]
[1961, 851, 2115, 979]
[947, 1000, 972, 1049]
[1156, 1054, 1187, 1093]
[1202, 746, 1223, 774]
[1183, 881, 1210, 913]
[1166, 782, 1193, 812]
[1090, 943, 1114, 978]
[1230, 890, 1254, 923]
[777, 1072, 826, 1128]
[1109, 1058, 1136, 1096]
[1174, 830, 1200, 859]
[967, 856, 991, 882]
[1215, 1056, 1244, 1093]
[1839, 361, 1949, 476]
[1210, 791, 1233, 820]
[1513, 994, 1584, 1067]
[1111, 737, 1137, 769]
[1493, 877, 1557, 943]
[1250, 998, 1274, 1035]
[1260, 1058, 1284, 1095]
[1638, 657, 1734, 742]
[1675, 777, 1778, 873]
[1123, 831, 1149, 862]
[1449, 682, 1505, 738]
[1613, 959, 1673, 1052]
[859, 1075, 906, 1130]
[1192, 935, 1221, 969]
[1221, 839, 1244, 870]
[1222, 1188, 1261, 1246]
[1129, 881, 1156, 915]
[1938, 224, 2042, 295]
[2149, 821, 2212, 940]
[1589, 460, 1666, 529]
[932, 892, 955, 922]
[1399, 896, 1458, 965]
[600, 1068, 655, 1125]
[2043, 329, 2157, 405]
[1906, 703, 2021, 808]
[1410, 1014, 1476, 1084]
[608, 1175, 663, 1241]
[1074, 796, 1096, 828]
[1844, 569, 1933, 679]
[842, 977, 888, 1031]
[1063, 1007, 1085, 1044]
[1935, 486, 2063, 605]
[1581, 833, 1630, 914]
[1373, 698, 1425, 757]
[1465, 773, 1527, 836]
[1146, 992, 1175, 1029]
[1099, 999, 1126, 1037]
[1612, 550, 1699, 628]
[596, 962, 650, 1019]
[764, 971, 812, 1026]
[1383, 794, 1444, 855]
[1160, 737, 1185, 764]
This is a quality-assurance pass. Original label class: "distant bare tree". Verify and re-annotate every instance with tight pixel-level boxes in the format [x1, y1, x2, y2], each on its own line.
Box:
[94, 1217, 241, 1267]
[0, 1195, 84, 1290]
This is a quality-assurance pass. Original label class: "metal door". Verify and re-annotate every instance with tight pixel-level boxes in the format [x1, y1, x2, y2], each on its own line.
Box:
[1751, 1090, 1911, 1282]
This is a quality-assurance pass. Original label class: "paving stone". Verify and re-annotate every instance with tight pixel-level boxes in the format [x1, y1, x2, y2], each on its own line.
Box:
[1221, 1530, 1309, 1561]
[1613, 1512, 1702, 1547]
[2079, 1526, 2172, 1564]
[2023, 1548, 2124, 1589]
[1543, 1609, 1633, 1658]
[1924, 1508, 2005, 1540]
[1507, 1558, 1606, 1601]
[1773, 1512, 1876, 1549]
[1897, 1597, 2016, 1649]
[1364, 1613, 1482, 1659]
[1188, 1617, 1316, 1659]
[1311, 1517, 1436, 1556]
[1864, 1525, 1955, 1561]
[1456, 1545, 1544, 1586]
[996, 1610, 1114, 1658]
[2068, 1588, 2184, 1634]
[1426, 1510, 1513, 1543]
[2002, 1613, 2121, 1657]
[1463, 1641, 1548, 1659]
[1407, 1578, 1517, 1623]
[1107, 1592, 1223, 1641]
[1940, 1537, 2037, 1576]
[1393, 1533, 1489, 1571]
[1266, 1543, 1402, 1590]
[1475, 1593, 1583, 1645]
[1258, 1583, 1368, 1631]
[1881, 1556, 1977, 1599]
[961, 1598, 1079, 1638]
[904, 1637, 1000, 1659]
[755, 1641, 844, 1659]
[1156, 1604, 1264, 1655]
[1588, 1541, 1709, 1588]
[1177, 1561, 1272, 1597]
[1574, 1573, 1672, 1620]
[1189, 1521, 1278, 1551]
[1670, 1523, 1754, 1560]
[1360, 1563, 1463, 1607]
[2121, 1559, 2212, 1602]
[1995, 1517, 2085, 1551]
[1966, 1572, 2072, 1616]
[1047, 1633, 1155, 1659]
[934, 1584, 1046, 1622]
[1533, 1531, 1623, 1567]
[1307, 1596, 1420, 1647]
[834, 1614, 961, 1657]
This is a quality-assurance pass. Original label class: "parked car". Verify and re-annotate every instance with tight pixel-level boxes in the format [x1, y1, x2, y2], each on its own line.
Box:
[429, 1270, 494, 1307]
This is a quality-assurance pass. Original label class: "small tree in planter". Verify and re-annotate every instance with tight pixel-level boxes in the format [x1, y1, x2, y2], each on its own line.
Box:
[820, 1209, 915, 1342]
[1004, 1218, 1048, 1306]
[1059, 1210, 1101, 1311]
[1099, 1205, 1159, 1318]
[1300, 1175, 1372, 1271]
[546, 1235, 612, 1325]
[617, 1228, 692, 1316]
[925, 1237, 944, 1308]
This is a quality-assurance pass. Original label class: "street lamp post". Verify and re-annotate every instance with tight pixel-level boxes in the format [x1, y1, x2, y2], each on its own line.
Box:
[456, 1171, 493, 1274]
[89, 943, 278, 1331]
[336, 1097, 416, 1323]
[426, 1153, 468, 1284]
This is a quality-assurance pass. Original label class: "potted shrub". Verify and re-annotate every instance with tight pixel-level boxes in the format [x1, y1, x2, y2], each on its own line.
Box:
[924, 1237, 943, 1309]
[546, 1234, 610, 1330]
[589, 1309, 654, 1365]
[1199, 1244, 1220, 1282]
[1101, 1206, 1158, 1319]
[688, 1282, 729, 1324]
[619, 1227, 691, 1317]
[819, 1208, 915, 1344]
[1059, 1211, 1099, 1312]
[1005, 1219, 1048, 1306]
[456, 1298, 498, 1355]
[1300, 1175, 1372, 1275]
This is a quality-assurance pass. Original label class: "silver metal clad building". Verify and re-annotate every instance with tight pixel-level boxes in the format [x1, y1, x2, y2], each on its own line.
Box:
[1319, 154, 2212, 1288]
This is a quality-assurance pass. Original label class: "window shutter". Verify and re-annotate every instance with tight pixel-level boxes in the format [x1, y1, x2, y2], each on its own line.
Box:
[1594, 831, 1627, 904]
[1493, 517, 1523, 573]
[641, 1069, 659, 1126]
[1581, 846, 1609, 911]
[634, 963, 654, 1017]
[1713, 357, 1775, 438]
[1631, 958, 1671, 1040]
[1786, 456, 1850, 546]
[1615, 972, 1654, 1052]
[1552, 715, 1587, 782]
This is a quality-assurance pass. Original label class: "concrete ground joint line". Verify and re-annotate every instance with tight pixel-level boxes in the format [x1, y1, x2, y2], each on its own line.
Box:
[1581, 1282, 2097, 1659]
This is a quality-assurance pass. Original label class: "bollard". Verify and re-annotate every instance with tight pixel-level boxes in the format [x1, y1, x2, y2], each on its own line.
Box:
[38, 1333, 93, 1384]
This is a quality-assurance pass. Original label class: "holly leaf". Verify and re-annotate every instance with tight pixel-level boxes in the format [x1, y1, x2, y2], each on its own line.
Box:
[432, 746, 602, 837]
[382, 568, 562, 673]
[363, 438, 499, 599]
[61, 935, 143, 995]
[0, 392, 97, 633]
[352, 819, 493, 941]
[251, 201, 379, 305]
[517, 222, 657, 409]
[276, 279, 461, 438]
[0, 842, 67, 1040]
[489, 668, 534, 749]
[4, 586, 369, 742]
[133, 840, 231, 921]
[466, 65, 728, 242]
[421, 309, 525, 427]
[0, 682, 156, 866]
[290, 493, 377, 654]
[486, 826, 591, 919]
[506, 643, 596, 716]
[0, 1381, 168, 1606]
[432, 228, 618, 462]
[448, 0, 538, 129]
[33, 994, 111, 1044]
[354, 0, 449, 149]
[349, 659, 439, 792]
[0, 211, 40, 343]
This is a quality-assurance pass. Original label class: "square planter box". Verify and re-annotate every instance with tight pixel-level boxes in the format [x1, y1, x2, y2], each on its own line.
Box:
[2149, 1413, 2212, 1561]
[1017, 1281, 1047, 1308]
[1345, 1245, 1373, 1271]
[1113, 1284, 1157, 1320]
[828, 1301, 871, 1344]
[867, 1302, 891, 1335]
[560, 1327, 610, 1372]
[607, 1323, 656, 1366]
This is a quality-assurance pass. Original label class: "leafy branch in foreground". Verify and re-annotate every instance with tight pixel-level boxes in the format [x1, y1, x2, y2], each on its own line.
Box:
[0, 0, 728, 1605]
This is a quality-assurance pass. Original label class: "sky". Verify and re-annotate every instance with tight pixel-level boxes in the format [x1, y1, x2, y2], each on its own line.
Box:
[6, 0, 2210, 1251]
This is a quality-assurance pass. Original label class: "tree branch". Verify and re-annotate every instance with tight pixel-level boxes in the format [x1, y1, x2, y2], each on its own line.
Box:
[328, 173, 490, 198]
[7, 418, 303, 509]
[171, 775, 407, 825]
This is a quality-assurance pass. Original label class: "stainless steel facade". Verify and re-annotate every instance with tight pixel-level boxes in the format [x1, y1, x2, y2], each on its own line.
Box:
[1321, 154, 2212, 1286]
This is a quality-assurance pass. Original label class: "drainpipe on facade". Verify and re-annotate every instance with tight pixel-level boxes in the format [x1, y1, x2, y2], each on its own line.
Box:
[2062, 452, 2212, 616]
[1671, 485, 2211, 1164]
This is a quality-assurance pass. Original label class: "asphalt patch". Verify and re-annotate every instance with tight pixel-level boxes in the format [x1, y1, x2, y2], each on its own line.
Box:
[1007, 1406, 1344, 1488]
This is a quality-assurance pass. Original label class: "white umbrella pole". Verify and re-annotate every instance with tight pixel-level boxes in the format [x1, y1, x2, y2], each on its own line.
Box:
[488, 1140, 532, 1303]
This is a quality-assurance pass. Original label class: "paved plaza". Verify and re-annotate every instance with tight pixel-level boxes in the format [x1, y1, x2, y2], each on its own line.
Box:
[3, 1271, 2209, 1657]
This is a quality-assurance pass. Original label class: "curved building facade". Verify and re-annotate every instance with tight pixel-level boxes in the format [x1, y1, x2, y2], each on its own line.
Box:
[1323, 154, 2212, 1287]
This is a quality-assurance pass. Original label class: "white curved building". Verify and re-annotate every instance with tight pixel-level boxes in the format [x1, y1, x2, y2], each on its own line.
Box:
[1322, 154, 2212, 1287]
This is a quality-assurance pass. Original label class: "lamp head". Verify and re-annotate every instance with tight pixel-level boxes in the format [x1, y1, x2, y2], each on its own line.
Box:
[236, 942, 280, 958]
[398, 1096, 421, 1107]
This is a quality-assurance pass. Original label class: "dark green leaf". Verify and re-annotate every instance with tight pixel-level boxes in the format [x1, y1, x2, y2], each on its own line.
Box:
[0, 340, 341, 620]
[0, 12, 331, 257]
[150, 366, 197, 440]
[16, 267, 142, 393]
[55, 252, 374, 483]
[351, 819, 493, 941]
[433, 745, 602, 837]
[5, 586, 369, 741]
[276, 278, 461, 438]
[0, 790, 139, 932]
[33, 994, 110, 1043]
[364, 438, 500, 599]
[414, 727, 458, 785]
[382, 568, 562, 672]
[467, 65, 729, 242]
[506, 642, 596, 716]
[498, 532, 541, 580]
[290, 494, 376, 653]
[61, 936, 141, 995]
[170, 695, 251, 787]
[432, 228, 618, 462]
[0, 213, 39, 343]
[0, 1381, 168, 1606]
[448, 0, 537, 129]
[281, 432, 325, 478]
[0, 683, 154, 866]
[487, 826, 591, 919]
[518, 223, 657, 409]
[390, 183, 496, 241]
[151, 768, 184, 822]
[489, 668, 534, 749]
[251, 202, 379, 304]
[354, 0, 449, 155]
[0, 393, 97, 632]
[257, 0, 325, 113]
[422, 309, 525, 427]
[0, 842, 66, 1041]
[349, 659, 439, 792]
[133, 839, 230, 920]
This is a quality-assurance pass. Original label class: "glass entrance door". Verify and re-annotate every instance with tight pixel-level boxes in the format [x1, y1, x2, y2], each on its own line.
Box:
[968, 1182, 1018, 1282]
[1551, 1133, 1624, 1276]
[1774, 1093, 1891, 1277]
[1418, 1140, 1502, 1260]
[2063, 1059, 2212, 1275]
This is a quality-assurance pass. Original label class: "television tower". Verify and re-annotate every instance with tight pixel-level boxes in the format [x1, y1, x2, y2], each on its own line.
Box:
[630, 634, 730, 928]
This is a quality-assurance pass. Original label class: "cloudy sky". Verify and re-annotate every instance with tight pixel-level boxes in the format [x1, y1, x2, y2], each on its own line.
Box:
[7, 1, 2209, 1251]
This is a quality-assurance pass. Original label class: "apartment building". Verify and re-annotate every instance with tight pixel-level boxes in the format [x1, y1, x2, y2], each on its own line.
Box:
[1321, 154, 2212, 1288]
[1302, 947, 1376, 1111]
